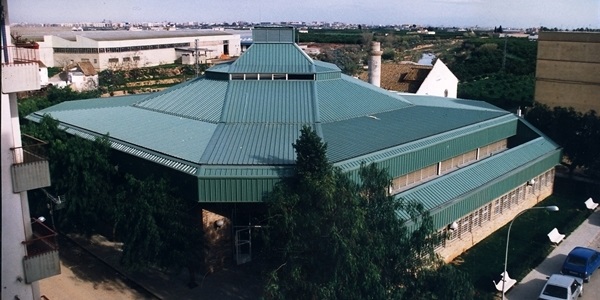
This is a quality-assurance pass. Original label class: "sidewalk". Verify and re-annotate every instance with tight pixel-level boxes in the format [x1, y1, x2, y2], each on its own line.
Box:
[506, 209, 600, 299]
[66, 234, 262, 300]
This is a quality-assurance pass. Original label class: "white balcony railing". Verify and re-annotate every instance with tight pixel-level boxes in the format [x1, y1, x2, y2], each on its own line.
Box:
[22, 218, 61, 283]
[1, 46, 41, 93]
[10, 135, 51, 193]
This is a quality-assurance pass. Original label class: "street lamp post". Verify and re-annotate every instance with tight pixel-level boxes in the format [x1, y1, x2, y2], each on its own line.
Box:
[502, 205, 559, 300]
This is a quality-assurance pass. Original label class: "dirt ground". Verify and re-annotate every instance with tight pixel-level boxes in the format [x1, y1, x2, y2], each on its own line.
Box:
[38, 234, 263, 300]
[39, 236, 156, 300]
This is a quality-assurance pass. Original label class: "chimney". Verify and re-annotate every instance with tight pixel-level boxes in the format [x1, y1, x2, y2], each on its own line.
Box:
[368, 41, 383, 87]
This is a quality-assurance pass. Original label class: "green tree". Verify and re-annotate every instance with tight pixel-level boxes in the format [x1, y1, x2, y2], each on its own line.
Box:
[117, 175, 203, 272]
[382, 48, 396, 61]
[24, 115, 204, 276]
[525, 104, 600, 177]
[316, 46, 362, 76]
[262, 125, 473, 299]
[18, 85, 101, 119]
[23, 115, 115, 234]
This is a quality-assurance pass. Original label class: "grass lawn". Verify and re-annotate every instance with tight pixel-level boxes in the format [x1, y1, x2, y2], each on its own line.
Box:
[452, 176, 599, 300]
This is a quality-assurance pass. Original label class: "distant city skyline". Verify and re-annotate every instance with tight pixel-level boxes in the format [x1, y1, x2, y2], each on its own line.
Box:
[7, 0, 600, 29]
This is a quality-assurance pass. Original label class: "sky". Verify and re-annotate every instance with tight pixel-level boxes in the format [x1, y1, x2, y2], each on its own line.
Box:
[7, 0, 600, 29]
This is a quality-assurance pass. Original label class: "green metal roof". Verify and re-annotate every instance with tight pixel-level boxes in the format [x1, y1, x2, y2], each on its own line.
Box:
[134, 78, 227, 123]
[28, 27, 560, 204]
[317, 75, 413, 122]
[32, 104, 216, 165]
[323, 104, 507, 162]
[221, 80, 315, 123]
[397, 135, 561, 224]
[334, 114, 517, 172]
[200, 124, 302, 165]
[38, 94, 146, 112]
[226, 43, 318, 74]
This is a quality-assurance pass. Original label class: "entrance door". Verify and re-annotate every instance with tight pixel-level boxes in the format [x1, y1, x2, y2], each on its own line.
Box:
[235, 227, 251, 265]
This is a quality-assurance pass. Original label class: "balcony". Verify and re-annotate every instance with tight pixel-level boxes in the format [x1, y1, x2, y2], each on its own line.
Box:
[22, 218, 61, 283]
[10, 135, 51, 193]
[1, 45, 41, 93]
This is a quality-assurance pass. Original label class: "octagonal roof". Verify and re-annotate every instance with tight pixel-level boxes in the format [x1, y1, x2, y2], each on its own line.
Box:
[29, 27, 509, 178]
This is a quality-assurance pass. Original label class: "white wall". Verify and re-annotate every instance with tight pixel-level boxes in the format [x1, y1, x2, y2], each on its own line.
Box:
[38, 42, 55, 67]
[39, 67, 49, 86]
[68, 73, 98, 91]
[2, 3, 40, 298]
[416, 59, 459, 98]
[44, 32, 241, 71]
[1, 91, 39, 300]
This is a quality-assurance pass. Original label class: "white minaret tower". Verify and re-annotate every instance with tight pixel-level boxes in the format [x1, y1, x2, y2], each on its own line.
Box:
[368, 41, 383, 87]
[2, 0, 52, 299]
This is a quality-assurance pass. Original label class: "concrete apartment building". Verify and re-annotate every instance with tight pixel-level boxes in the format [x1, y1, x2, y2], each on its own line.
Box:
[2, 1, 56, 300]
[535, 32, 600, 113]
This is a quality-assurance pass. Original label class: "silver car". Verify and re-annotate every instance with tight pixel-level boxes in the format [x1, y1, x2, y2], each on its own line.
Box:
[538, 274, 583, 300]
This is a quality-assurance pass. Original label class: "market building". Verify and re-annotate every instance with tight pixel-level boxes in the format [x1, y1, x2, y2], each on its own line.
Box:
[28, 27, 561, 270]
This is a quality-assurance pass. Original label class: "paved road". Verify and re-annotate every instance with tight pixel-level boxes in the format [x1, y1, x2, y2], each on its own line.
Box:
[506, 210, 600, 299]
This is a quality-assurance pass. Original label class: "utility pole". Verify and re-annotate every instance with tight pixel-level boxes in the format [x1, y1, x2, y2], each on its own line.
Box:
[501, 34, 507, 71]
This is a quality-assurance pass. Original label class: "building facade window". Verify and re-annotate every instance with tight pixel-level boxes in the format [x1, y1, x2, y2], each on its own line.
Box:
[438, 169, 554, 251]
[55, 43, 190, 54]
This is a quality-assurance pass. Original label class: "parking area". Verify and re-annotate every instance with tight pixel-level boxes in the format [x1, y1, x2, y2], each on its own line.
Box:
[506, 210, 600, 299]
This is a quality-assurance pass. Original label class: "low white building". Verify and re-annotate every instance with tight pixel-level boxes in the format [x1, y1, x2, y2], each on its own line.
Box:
[22, 30, 241, 71]
[416, 59, 459, 98]
[359, 59, 459, 98]
[65, 62, 98, 91]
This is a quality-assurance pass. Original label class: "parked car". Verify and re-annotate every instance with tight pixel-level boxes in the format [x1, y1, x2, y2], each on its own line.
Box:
[538, 274, 583, 300]
[561, 246, 600, 282]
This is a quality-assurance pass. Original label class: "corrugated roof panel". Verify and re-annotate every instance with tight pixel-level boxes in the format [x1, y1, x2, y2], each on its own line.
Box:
[134, 78, 227, 123]
[41, 124, 200, 174]
[400, 94, 506, 112]
[111, 142, 198, 174]
[229, 44, 314, 74]
[39, 106, 216, 163]
[336, 115, 517, 175]
[396, 137, 560, 218]
[198, 177, 279, 202]
[314, 61, 341, 73]
[323, 106, 508, 163]
[221, 81, 315, 123]
[197, 165, 294, 177]
[208, 62, 232, 73]
[201, 124, 303, 165]
[37, 94, 147, 113]
[317, 75, 413, 122]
